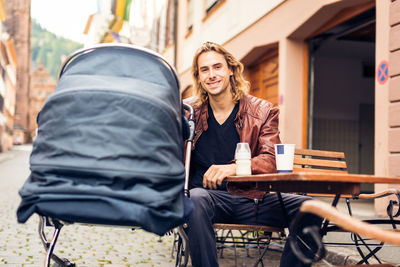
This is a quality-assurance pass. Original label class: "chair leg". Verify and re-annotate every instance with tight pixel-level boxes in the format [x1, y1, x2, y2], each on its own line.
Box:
[216, 229, 240, 267]
[227, 230, 238, 267]
[243, 231, 251, 257]
[353, 233, 383, 265]
[217, 229, 230, 258]
[253, 232, 272, 267]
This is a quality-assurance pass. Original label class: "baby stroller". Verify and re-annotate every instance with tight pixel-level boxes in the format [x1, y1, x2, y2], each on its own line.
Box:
[16, 43, 194, 267]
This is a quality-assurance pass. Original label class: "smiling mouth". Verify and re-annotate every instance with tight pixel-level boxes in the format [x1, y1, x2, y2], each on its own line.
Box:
[207, 80, 221, 87]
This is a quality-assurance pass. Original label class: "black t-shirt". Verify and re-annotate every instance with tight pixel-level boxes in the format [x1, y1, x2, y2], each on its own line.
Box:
[189, 102, 240, 190]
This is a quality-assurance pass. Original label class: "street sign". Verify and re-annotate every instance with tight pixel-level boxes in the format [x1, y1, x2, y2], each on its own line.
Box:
[377, 60, 389, 85]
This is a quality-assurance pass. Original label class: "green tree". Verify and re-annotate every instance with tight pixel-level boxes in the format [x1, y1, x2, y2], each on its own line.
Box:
[31, 19, 83, 80]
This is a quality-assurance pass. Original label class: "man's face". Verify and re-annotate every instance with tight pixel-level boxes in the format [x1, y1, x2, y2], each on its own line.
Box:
[197, 51, 233, 98]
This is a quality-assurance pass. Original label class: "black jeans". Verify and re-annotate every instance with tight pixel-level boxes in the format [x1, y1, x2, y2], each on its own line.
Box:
[186, 188, 322, 267]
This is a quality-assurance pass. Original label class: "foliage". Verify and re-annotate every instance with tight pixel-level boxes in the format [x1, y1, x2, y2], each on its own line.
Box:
[31, 19, 83, 79]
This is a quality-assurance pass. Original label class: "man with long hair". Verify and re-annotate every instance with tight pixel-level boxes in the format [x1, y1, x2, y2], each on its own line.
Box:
[184, 42, 320, 267]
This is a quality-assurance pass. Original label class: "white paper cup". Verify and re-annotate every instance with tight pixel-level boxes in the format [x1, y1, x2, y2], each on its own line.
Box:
[274, 144, 295, 173]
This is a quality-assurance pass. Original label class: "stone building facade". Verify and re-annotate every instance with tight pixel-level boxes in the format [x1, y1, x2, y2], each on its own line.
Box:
[0, 36, 18, 150]
[2, 0, 31, 144]
[0, 0, 18, 151]
[29, 64, 55, 140]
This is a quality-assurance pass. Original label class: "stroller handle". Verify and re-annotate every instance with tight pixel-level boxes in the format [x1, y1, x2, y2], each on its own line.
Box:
[183, 103, 195, 197]
[183, 103, 195, 142]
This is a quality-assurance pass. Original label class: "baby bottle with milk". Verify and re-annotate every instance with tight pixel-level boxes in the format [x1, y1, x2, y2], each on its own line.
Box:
[235, 143, 252, 175]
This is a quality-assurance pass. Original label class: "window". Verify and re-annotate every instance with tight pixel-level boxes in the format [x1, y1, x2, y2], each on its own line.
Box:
[0, 64, 5, 81]
[0, 42, 9, 65]
[205, 0, 220, 14]
[202, 0, 225, 22]
[0, 95, 4, 112]
[187, 0, 194, 33]
[166, 0, 175, 46]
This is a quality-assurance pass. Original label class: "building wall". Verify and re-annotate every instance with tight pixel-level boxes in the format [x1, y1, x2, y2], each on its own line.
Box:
[29, 64, 56, 140]
[372, 0, 400, 215]
[2, 62, 17, 150]
[2, 0, 31, 143]
[373, 0, 393, 215]
[176, 0, 284, 88]
[389, 0, 400, 176]
[157, 0, 398, 213]
[176, 0, 370, 144]
[0, 2, 18, 152]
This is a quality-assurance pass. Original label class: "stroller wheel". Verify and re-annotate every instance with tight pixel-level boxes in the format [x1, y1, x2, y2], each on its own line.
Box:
[52, 258, 76, 267]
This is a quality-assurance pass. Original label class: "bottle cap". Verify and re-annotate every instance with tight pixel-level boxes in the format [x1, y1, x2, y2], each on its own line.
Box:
[235, 143, 251, 160]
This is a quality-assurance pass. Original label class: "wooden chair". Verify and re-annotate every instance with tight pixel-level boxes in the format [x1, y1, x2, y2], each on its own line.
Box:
[293, 148, 348, 200]
[290, 200, 399, 267]
[294, 148, 399, 213]
[213, 223, 285, 266]
[294, 148, 347, 174]
[291, 149, 399, 265]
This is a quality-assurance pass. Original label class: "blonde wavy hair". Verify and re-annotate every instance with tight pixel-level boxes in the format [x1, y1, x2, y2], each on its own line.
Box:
[192, 42, 250, 104]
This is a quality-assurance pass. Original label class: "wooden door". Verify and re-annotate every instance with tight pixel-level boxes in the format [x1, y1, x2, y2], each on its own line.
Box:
[247, 49, 279, 105]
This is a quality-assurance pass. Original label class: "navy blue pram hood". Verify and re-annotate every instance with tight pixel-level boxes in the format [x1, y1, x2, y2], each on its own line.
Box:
[17, 44, 192, 235]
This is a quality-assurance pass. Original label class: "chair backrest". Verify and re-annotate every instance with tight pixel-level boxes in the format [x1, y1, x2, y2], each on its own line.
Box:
[293, 148, 348, 174]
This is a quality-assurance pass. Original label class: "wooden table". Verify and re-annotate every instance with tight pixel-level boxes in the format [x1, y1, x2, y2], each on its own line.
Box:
[226, 172, 400, 264]
[226, 172, 400, 196]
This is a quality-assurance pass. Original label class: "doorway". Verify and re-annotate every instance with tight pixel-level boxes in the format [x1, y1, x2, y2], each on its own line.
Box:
[247, 48, 279, 106]
[308, 9, 375, 189]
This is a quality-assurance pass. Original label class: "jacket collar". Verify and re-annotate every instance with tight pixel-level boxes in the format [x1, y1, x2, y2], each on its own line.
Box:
[236, 94, 248, 121]
[198, 100, 209, 131]
[197, 94, 249, 129]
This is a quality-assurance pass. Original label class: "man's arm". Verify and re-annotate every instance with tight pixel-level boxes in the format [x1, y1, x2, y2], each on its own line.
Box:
[251, 105, 281, 174]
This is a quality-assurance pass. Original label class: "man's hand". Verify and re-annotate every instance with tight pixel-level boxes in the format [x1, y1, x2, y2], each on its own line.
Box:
[203, 164, 236, 189]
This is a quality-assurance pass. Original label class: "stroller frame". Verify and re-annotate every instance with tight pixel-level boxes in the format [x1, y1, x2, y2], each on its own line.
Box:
[173, 103, 195, 267]
[39, 216, 75, 267]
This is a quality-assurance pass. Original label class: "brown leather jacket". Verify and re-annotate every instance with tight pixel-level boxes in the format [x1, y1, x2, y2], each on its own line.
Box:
[184, 94, 281, 175]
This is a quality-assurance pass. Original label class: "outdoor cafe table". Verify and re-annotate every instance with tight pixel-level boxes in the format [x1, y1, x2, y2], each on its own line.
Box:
[225, 172, 400, 264]
[225, 172, 400, 196]
[225, 171, 400, 222]
[225, 172, 400, 217]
